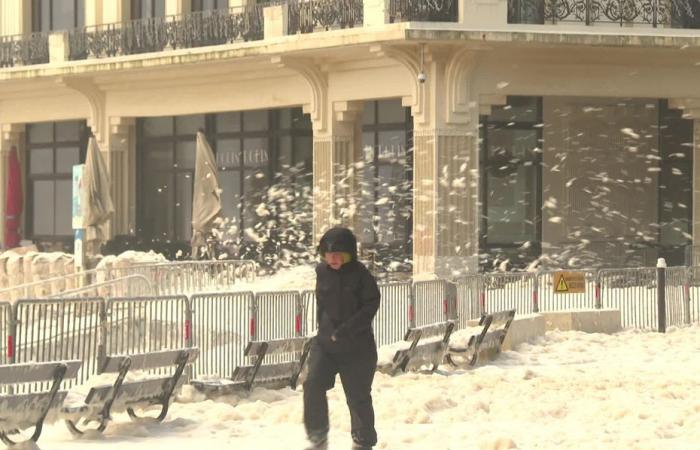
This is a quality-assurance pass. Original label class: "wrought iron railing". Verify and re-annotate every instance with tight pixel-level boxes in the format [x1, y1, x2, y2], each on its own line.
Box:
[68, 4, 264, 60]
[0, 32, 50, 68]
[508, 0, 697, 27]
[389, 0, 458, 23]
[287, 0, 364, 34]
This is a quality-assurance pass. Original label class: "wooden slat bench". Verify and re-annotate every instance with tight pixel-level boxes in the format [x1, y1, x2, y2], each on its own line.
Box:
[192, 336, 312, 396]
[63, 347, 198, 436]
[0, 360, 81, 446]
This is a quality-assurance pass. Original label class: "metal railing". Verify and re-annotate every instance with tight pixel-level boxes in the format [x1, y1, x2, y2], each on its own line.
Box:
[13, 298, 103, 390]
[0, 303, 11, 366]
[0, 259, 256, 302]
[0, 31, 50, 68]
[481, 272, 536, 315]
[375, 282, 412, 347]
[389, 0, 459, 23]
[68, 4, 264, 60]
[47, 274, 154, 299]
[287, 0, 364, 34]
[190, 292, 253, 379]
[508, 0, 693, 27]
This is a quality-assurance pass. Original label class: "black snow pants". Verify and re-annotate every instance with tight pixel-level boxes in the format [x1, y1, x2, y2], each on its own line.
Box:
[303, 339, 378, 447]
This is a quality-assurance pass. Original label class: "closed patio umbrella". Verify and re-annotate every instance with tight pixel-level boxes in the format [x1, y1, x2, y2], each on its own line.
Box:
[83, 137, 114, 255]
[4, 146, 22, 249]
[191, 131, 222, 259]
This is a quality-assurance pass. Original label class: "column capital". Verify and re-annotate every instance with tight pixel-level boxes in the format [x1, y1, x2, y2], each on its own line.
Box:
[272, 56, 328, 133]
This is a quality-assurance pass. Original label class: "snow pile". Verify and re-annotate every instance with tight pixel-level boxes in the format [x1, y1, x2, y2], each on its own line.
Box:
[30, 325, 700, 449]
[230, 264, 316, 292]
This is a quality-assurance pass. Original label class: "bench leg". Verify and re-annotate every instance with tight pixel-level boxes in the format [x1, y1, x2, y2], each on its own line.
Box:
[0, 364, 68, 445]
[64, 417, 109, 436]
[127, 351, 189, 423]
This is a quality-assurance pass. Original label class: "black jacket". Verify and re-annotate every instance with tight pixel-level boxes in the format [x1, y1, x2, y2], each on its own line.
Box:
[315, 228, 380, 354]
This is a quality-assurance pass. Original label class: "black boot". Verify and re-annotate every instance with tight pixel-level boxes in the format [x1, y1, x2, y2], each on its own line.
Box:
[351, 443, 373, 450]
[303, 436, 328, 450]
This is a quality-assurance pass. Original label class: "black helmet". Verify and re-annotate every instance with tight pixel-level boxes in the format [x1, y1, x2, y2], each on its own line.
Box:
[318, 227, 357, 260]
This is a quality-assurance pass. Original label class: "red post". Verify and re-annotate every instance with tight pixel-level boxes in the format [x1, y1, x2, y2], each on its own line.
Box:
[408, 304, 414, 323]
[249, 318, 256, 338]
[532, 289, 539, 313]
[6, 335, 13, 359]
[184, 319, 191, 341]
[479, 292, 486, 314]
[295, 314, 302, 335]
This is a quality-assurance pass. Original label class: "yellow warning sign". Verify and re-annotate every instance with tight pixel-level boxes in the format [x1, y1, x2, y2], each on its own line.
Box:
[553, 271, 585, 294]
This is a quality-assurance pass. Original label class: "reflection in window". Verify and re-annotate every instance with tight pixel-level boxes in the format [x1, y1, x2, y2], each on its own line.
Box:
[359, 99, 413, 272]
[138, 108, 313, 261]
[480, 96, 542, 268]
[32, 0, 85, 32]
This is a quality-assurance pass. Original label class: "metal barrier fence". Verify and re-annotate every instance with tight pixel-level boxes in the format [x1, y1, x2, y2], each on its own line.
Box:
[0, 302, 11, 366]
[536, 270, 598, 312]
[48, 274, 154, 299]
[599, 268, 657, 329]
[665, 267, 687, 328]
[13, 298, 103, 391]
[0, 259, 256, 302]
[689, 267, 700, 325]
[253, 291, 302, 364]
[413, 280, 449, 327]
[190, 292, 253, 380]
[375, 283, 411, 347]
[455, 276, 481, 328]
[301, 290, 316, 336]
[481, 272, 535, 315]
[105, 296, 190, 376]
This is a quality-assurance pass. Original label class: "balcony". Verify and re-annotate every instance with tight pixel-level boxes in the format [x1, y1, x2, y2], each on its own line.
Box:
[389, 0, 458, 22]
[286, 0, 364, 34]
[508, 0, 700, 28]
[68, 4, 265, 61]
[0, 32, 50, 68]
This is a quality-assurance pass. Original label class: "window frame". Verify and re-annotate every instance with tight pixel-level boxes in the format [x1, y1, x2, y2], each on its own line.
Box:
[32, 0, 85, 32]
[25, 120, 89, 243]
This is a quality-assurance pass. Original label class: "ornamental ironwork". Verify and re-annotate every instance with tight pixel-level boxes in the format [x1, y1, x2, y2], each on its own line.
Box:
[508, 0, 697, 27]
[0, 32, 50, 68]
[287, 0, 364, 34]
[69, 5, 264, 61]
[389, 0, 458, 23]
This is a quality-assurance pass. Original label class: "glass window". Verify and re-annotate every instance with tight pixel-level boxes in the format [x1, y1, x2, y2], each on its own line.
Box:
[362, 101, 375, 126]
[175, 115, 205, 135]
[132, 0, 166, 19]
[26, 120, 87, 241]
[33, 181, 55, 236]
[28, 123, 53, 144]
[243, 110, 268, 132]
[175, 173, 193, 240]
[219, 171, 241, 226]
[175, 141, 196, 169]
[216, 139, 241, 168]
[144, 117, 173, 137]
[55, 121, 81, 142]
[55, 180, 73, 235]
[243, 138, 268, 167]
[55, 147, 80, 174]
[30, 148, 53, 175]
[216, 112, 241, 133]
[145, 142, 173, 170]
[378, 99, 406, 123]
[192, 0, 229, 11]
[33, 0, 84, 32]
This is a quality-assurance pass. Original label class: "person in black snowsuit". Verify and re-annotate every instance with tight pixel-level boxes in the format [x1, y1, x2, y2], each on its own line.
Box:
[303, 227, 380, 450]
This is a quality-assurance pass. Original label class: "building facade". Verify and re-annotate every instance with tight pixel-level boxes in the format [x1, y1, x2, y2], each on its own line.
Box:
[1, 0, 699, 276]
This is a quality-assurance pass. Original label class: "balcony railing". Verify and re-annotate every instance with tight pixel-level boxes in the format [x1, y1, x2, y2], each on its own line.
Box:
[287, 0, 364, 34]
[68, 4, 264, 60]
[389, 0, 458, 23]
[0, 32, 50, 68]
[508, 0, 699, 28]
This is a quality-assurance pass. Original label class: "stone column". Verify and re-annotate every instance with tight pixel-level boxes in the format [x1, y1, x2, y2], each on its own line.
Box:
[404, 47, 480, 277]
[98, 118, 135, 238]
[0, 124, 26, 248]
[694, 118, 700, 246]
[1, 0, 31, 36]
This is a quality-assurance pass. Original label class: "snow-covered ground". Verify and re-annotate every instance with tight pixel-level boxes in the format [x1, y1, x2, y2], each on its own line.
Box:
[22, 324, 700, 450]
